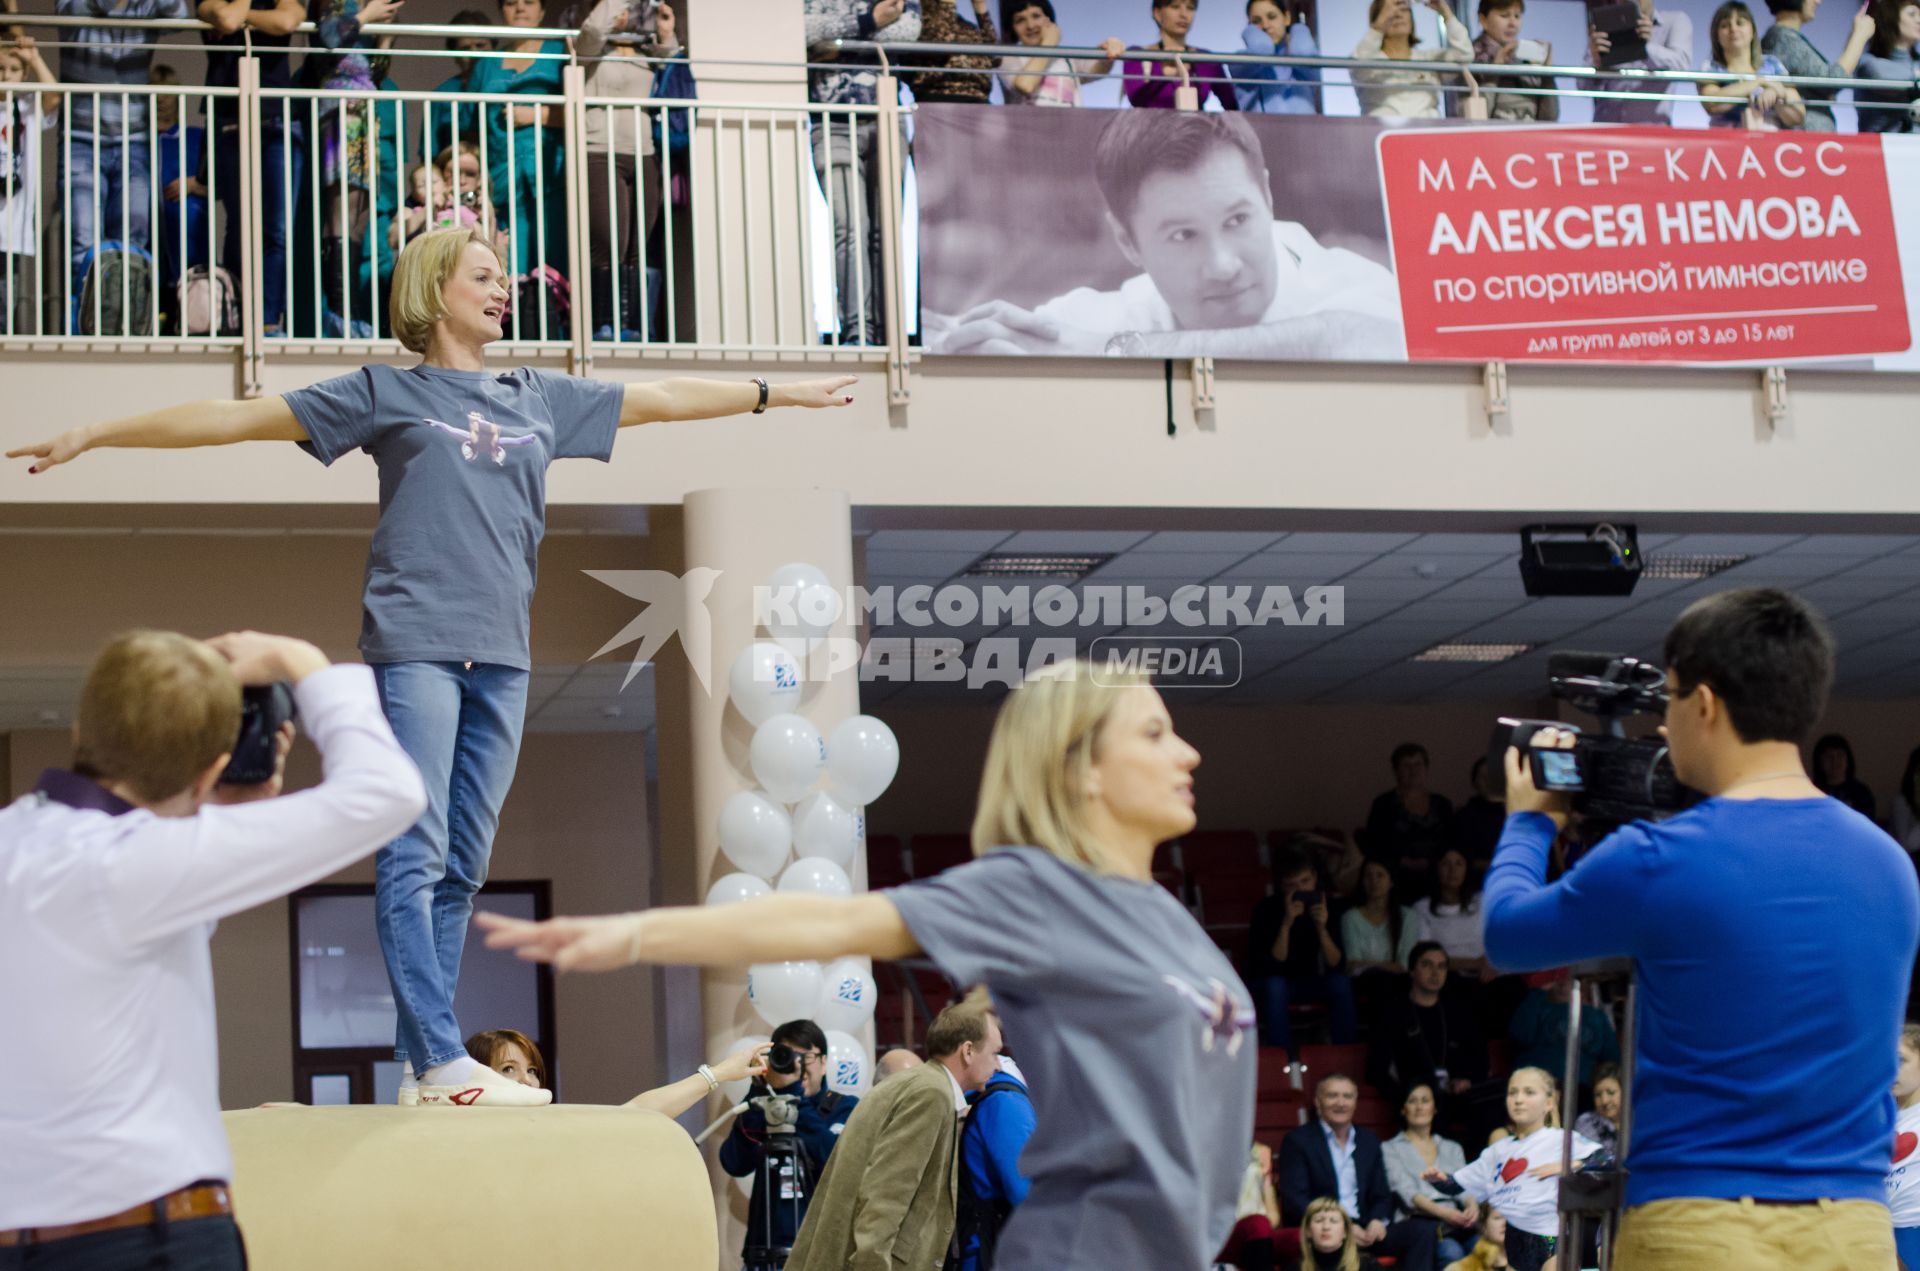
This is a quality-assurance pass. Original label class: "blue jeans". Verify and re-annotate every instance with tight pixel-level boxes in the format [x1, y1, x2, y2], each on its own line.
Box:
[213, 118, 302, 331]
[1898, 1225, 1920, 1269]
[1255, 971, 1357, 1051]
[1437, 1233, 1468, 1266]
[0, 1214, 246, 1270]
[372, 661, 529, 1075]
[63, 133, 152, 294]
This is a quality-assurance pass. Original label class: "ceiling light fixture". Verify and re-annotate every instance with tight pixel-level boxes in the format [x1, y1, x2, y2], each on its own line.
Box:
[1411, 642, 1533, 664]
[963, 553, 1113, 579]
[1640, 553, 1751, 581]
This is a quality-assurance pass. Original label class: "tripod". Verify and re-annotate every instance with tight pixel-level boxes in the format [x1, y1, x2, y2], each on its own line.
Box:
[1555, 957, 1635, 1271]
[741, 1093, 815, 1271]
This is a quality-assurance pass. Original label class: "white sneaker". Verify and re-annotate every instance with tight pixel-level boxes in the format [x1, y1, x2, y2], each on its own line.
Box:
[418, 1064, 553, 1108]
[397, 1084, 419, 1107]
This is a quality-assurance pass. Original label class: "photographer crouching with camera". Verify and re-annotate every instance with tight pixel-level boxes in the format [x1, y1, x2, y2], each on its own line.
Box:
[0, 630, 426, 1270]
[1483, 588, 1919, 1271]
[719, 1020, 859, 1271]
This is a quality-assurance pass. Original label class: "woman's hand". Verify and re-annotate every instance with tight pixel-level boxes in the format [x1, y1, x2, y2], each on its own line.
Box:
[773, 375, 858, 409]
[709, 1046, 768, 1087]
[357, 0, 402, 25]
[6, 426, 90, 474]
[1420, 1165, 1451, 1183]
[477, 910, 644, 971]
[1528, 1158, 1565, 1180]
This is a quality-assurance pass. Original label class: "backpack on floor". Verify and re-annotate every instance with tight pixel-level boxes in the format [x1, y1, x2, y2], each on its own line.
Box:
[74, 240, 156, 336]
[506, 264, 570, 341]
[178, 264, 241, 336]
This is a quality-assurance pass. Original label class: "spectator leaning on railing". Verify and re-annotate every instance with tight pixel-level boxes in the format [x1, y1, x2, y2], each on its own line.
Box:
[429, 8, 493, 154]
[1353, 0, 1473, 120]
[1123, 0, 1240, 111]
[1857, 0, 1920, 131]
[1235, 0, 1321, 114]
[1588, 0, 1696, 125]
[1471, 0, 1559, 122]
[997, 0, 1123, 107]
[473, 0, 569, 279]
[908, 0, 998, 104]
[1761, 0, 1875, 131]
[1701, 0, 1805, 129]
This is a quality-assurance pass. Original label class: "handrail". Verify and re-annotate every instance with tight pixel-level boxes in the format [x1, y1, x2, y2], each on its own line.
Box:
[835, 37, 1920, 101]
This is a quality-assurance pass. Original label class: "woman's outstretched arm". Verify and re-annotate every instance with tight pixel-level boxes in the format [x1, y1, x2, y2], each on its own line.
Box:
[6, 397, 307, 474]
[477, 892, 920, 973]
[618, 375, 858, 428]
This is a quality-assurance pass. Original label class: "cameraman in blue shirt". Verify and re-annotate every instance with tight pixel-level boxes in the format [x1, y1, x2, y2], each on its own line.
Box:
[1486, 587, 1919, 1269]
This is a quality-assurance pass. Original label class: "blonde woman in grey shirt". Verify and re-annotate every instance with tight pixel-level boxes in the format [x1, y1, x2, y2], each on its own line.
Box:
[1382, 1083, 1477, 1267]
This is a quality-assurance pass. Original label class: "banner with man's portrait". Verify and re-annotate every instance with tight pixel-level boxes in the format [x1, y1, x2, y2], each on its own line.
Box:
[913, 104, 1920, 371]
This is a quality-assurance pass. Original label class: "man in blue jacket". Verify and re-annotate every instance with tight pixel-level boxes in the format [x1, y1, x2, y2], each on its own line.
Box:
[954, 1057, 1036, 1271]
[719, 1019, 858, 1268]
[1488, 587, 1920, 1269]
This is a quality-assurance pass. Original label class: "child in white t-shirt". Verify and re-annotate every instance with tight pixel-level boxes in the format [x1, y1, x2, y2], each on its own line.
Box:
[1889, 1025, 1920, 1270]
[1425, 1067, 1602, 1271]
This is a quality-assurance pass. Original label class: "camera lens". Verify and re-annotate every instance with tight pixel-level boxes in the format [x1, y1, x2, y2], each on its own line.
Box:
[765, 1043, 799, 1076]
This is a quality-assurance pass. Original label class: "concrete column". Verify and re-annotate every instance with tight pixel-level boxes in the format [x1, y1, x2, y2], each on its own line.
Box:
[651, 487, 864, 1269]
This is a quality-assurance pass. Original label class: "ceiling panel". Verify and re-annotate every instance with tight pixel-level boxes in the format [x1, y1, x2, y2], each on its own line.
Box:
[1262, 532, 1419, 554]
[1132, 531, 1286, 554]
[1214, 553, 1385, 584]
[863, 530, 1013, 553]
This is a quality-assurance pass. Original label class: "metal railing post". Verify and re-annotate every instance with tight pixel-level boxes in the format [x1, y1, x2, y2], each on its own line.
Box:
[873, 74, 909, 407]
[563, 63, 591, 376]
[239, 57, 264, 397]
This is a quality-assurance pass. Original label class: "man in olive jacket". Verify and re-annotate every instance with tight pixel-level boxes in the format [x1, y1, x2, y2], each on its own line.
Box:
[787, 990, 1003, 1271]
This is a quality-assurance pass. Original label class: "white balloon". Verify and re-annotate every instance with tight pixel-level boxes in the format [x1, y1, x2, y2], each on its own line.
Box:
[705, 872, 772, 908]
[718, 791, 793, 878]
[763, 562, 842, 640]
[751, 714, 826, 804]
[728, 642, 804, 727]
[747, 961, 824, 1029]
[717, 1033, 770, 1105]
[814, 956, 878, 1033]
[823, 1028, 872, 1099]
[778, 856, 854, 899]
[826, 715, 900, 806]
[791, 792, 861, 869]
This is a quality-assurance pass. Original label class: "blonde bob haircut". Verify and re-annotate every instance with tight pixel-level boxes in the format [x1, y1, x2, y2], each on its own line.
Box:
[970, 659, 1152, 876]
[1300, 1196, 1364, 1271]
[389, 225, 506, 353]
[74, 630, 242, 804]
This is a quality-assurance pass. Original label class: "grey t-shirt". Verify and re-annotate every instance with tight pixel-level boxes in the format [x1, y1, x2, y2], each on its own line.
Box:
[285, 364, 622, 669]
[888, 847, 1256, 1271]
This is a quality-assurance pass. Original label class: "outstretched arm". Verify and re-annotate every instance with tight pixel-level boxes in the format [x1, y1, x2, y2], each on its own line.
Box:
[7, 396, 307, 473]
[478, 891, 921, 972]
[626, 1047, 766, 1116]
[618, 375, 857, 428]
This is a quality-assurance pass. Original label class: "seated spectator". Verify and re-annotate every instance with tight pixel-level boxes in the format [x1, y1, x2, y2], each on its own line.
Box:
[1123, 0, 1240, 110]
[998, 0, 1123, 107]
[955, 1055, 1035, 1271]
[578, 0, 679, 342]
[1343, 859, 1420, 980]
[1763, 0, 1876, 130]
[1471, 0, 1559, 121]
[1351, 0, 1472, 120]
[1889, 1024, 1920, 1270]
[1279, 1073, 1440, 1271]
[928, 109, 1405, 360]
[1382, 1083, 1477, 1267]
[1442, 1207, 1510, 1271]
[0, 34, 58, 335]
[910, 0, 1000, 104]
[150, 64, 209, 328]
[1302, 1195, 1387, 1271]
[1420, 1068, 1602, 1271]
[1366, 743, 1455, 883]
[1450, 759, 1504, 878]
[429, 8, 494, 155]
[1508, 970, 1620, 1091]
[1367, 942, 1489, 1116]
[1890, 746, 1920, 852]
[1702, 0, 1806, 127]
[1217, 1141, 1282, 1271]
[1249, 846, 1356, 1050]
[718, 1018, 860, 1262]
[1589, 0, 1696, 125]
[1858, 0, 1920, 132]
[1812, 732, 1877, 817]
[1236, 0, 1322, 113]
[1572, 1060, 1622, 1156]
[467, 1025, 764, 1114]
[1410, 848, 1489, 979]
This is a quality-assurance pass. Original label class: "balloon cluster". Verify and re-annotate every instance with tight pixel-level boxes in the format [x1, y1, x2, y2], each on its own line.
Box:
[706, 562, 900, 1101]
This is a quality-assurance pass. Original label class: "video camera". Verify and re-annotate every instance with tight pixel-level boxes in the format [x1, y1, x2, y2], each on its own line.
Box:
[1488, 652, 1700, 829]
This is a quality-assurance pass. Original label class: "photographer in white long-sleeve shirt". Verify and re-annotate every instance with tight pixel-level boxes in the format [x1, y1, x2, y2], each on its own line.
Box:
[0, 630, 426, 1269]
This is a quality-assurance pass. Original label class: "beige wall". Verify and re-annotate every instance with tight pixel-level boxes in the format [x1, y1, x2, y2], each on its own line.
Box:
[7, 728, 657, 1110]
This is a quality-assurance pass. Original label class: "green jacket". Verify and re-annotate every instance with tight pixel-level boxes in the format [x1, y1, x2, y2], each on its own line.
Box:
[786, 1059, 962, 1271]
